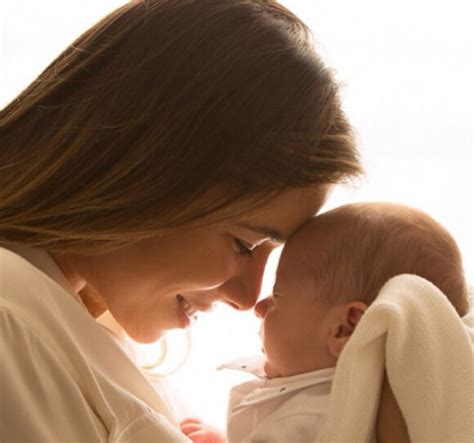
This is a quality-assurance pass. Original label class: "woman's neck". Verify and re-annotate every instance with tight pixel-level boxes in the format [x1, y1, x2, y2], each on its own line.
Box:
[50, 252, 107, 318]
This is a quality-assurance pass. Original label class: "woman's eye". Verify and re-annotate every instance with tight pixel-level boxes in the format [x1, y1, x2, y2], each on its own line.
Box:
[234, 238, 253, 257]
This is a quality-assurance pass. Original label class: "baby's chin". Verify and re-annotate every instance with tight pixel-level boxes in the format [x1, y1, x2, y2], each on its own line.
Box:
[263, 360, 281, 379]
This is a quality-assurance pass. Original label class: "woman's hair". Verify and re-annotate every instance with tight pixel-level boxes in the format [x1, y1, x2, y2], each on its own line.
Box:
[0, 0, 362, 254]
[306, 203, 468, 316]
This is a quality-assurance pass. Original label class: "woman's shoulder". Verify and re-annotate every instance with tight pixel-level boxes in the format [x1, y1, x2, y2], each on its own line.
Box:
[0, 245, 114, 379]
[0, 305, 190, 443]
[0, 245, 187, 441]
[0, 245, 135, 371]
[0, 245, 91, 333]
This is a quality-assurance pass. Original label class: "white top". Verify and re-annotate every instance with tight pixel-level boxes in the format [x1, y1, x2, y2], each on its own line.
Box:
[222, 358, 334, 443]
[0, 245, 190, 442]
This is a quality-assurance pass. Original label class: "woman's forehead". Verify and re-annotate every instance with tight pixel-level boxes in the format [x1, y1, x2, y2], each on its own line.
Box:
[235, 185, 332, 239]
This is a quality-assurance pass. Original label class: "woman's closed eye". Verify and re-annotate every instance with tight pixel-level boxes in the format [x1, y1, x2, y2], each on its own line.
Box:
[233, 237, 255, 258]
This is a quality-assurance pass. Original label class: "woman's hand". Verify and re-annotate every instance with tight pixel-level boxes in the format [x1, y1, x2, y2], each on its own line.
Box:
[180, 418, 226, 443]
[376, 373, 410, 443]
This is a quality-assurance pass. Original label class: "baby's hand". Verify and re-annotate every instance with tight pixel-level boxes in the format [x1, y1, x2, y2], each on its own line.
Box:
[180, 417, 226, 443]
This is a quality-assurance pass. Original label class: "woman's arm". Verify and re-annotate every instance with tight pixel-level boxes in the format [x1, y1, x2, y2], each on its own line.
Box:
[376, 373, 410, 443]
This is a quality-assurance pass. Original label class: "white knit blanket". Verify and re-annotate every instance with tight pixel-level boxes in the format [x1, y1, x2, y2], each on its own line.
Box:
[321, 274, 474, 443]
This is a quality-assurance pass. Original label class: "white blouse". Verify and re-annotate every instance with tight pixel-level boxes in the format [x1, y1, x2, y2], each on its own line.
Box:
[0, 244, 190, 442]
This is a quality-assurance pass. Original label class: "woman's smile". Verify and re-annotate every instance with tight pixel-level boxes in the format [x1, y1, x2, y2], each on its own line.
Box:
[177, 294, 199, 327]
[177, 293, 216, 328]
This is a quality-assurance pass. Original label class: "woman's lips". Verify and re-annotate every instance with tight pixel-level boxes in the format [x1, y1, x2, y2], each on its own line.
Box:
[177, 294, 198, 328]
[176, 294, 216, 328]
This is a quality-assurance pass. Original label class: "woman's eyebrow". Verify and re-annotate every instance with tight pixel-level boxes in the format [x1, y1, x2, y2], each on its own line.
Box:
[236, 222, 285, 243]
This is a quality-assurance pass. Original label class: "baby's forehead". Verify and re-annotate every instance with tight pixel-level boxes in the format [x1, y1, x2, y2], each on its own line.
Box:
[277, 225, 329, 280]
[277, 213, 356, 282]
[273, 264, 319, 298]
[283, 216, 341, 255]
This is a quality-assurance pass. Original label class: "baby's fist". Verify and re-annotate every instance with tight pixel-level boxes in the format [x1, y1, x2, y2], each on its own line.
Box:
[180, 417, 226, 443]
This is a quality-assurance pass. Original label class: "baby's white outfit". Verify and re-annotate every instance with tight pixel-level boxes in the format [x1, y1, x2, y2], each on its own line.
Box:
[222, 358, 334, 443]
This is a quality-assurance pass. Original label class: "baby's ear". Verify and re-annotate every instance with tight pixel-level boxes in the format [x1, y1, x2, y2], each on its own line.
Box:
[327, 301, 367, 358]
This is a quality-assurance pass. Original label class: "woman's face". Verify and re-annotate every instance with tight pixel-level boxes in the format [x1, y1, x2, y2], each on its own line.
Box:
[57, 186, 330, 343]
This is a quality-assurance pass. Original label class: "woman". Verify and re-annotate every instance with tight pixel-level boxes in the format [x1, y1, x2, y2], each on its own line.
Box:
[0, 1, 402, 441]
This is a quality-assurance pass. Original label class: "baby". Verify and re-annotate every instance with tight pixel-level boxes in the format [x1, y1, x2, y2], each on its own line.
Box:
[181, 202, 468, 443]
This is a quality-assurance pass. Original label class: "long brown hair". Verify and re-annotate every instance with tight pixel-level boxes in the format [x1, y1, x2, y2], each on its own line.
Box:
[0, 0, 362, 253]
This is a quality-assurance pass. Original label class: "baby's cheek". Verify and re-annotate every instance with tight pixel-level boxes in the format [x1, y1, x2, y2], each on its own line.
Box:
[263, 319, 282, 350]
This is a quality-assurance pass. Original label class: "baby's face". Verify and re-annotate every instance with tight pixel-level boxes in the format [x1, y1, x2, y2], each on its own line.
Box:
[254, 232, 334, 378]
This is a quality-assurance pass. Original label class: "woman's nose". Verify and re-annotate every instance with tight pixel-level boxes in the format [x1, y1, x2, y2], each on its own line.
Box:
[218, 242, 275, 310]
[254, 296, 271, 318]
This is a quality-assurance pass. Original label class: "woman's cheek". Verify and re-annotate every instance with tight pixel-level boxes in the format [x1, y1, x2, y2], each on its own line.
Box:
[214, 249, 241, 280]
[195, 253, 237, 288]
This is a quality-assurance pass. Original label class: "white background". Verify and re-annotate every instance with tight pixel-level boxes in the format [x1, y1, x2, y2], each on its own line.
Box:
[1, 0, 472, 430]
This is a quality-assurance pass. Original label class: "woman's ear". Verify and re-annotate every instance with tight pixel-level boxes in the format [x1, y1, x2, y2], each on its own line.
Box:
[327, 301, 368, 358]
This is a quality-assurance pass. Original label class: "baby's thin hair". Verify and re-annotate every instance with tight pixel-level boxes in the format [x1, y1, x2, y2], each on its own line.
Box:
[305, 203, 468, 316]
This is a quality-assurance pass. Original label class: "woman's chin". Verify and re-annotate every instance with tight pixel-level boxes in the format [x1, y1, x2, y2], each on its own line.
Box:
[122, 323, 165, 344]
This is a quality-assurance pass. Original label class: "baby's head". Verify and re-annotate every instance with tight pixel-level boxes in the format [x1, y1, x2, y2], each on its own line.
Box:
[255, 202, 468, 378]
